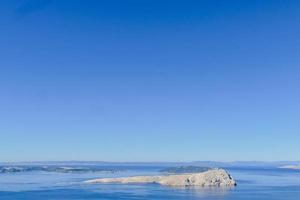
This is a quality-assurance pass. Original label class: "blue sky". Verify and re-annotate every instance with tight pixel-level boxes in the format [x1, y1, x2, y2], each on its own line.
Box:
[1, 0, 300, 162]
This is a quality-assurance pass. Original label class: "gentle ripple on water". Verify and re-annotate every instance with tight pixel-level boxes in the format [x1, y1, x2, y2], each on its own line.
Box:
[1, 166, 300, 200]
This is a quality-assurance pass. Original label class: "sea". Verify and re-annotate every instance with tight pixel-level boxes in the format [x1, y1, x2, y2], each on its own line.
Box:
[0, 164, 300, 200]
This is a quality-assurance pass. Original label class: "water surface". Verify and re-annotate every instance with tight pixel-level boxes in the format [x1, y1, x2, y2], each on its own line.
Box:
[1, 165, 300, 200]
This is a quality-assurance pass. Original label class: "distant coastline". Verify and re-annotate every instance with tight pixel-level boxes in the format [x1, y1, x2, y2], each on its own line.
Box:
[2, 161, 300, 168]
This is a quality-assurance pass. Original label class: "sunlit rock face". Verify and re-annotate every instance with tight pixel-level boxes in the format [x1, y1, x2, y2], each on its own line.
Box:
[86, 169, 237, 187]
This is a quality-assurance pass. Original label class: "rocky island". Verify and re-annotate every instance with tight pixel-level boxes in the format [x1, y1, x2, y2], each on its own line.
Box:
[86, 169, 236, 187]
[279, 165, 300, 170]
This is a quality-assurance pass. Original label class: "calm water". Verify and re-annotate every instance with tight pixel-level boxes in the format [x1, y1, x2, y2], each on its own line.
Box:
[0, 166, 300, 200]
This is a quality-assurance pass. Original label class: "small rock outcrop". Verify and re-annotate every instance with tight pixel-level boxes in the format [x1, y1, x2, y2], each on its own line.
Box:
[85, 169, 236, 187]
[279, 165, 300, 170]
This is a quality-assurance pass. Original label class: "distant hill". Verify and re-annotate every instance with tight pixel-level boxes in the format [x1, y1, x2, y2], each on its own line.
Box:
[160, 166, 212, 173]
[190, 161, 300, 168]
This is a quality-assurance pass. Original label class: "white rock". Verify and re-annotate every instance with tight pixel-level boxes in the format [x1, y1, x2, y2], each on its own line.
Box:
[85, 169, 236, 187]
[279, 165, 300, 170]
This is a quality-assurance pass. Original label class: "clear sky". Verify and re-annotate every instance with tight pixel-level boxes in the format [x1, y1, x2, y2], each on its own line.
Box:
[1, 0, 300, 162]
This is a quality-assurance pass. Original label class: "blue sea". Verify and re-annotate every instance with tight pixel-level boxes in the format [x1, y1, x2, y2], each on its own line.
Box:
[1, 165, 300, 200]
